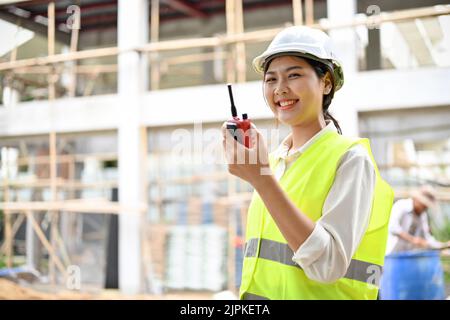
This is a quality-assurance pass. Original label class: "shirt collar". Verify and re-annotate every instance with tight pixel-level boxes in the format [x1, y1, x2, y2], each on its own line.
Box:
[273, 121, 337, 161]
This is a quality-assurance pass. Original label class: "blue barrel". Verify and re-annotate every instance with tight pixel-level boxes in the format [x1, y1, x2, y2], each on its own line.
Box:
[380, 250, 446, 300]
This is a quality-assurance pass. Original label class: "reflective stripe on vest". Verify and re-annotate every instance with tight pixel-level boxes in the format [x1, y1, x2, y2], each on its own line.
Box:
[242, 292, 270, 300]
[244, 238, 382, 285]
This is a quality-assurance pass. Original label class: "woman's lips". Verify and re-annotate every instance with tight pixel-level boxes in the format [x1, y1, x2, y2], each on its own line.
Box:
[277, 99, 299, 110]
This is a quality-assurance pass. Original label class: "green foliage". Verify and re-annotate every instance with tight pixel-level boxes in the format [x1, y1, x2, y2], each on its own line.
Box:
[0, 209, 3, 242]
[429, 204, 450, 242]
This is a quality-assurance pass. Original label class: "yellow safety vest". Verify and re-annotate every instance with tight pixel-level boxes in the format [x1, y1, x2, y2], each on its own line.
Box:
[239, 131, 394, 300]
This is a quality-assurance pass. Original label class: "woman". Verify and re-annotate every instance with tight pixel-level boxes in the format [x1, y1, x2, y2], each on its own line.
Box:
[222, 26, 394, 300]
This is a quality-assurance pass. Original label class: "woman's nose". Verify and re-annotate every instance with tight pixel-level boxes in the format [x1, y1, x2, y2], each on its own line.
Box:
[274, 81, 289, 95]
[274, 84, 288, 96]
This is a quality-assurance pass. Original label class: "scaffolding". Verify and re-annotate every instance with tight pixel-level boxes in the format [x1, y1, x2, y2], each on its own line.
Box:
[1, 1, 450, 294]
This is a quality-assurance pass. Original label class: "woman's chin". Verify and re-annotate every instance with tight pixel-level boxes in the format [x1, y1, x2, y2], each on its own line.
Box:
[278, 115, 297, 126]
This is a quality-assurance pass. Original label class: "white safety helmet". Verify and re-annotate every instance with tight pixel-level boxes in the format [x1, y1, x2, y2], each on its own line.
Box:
[412, 185, 438, 210]
[253, 26, 344, 91]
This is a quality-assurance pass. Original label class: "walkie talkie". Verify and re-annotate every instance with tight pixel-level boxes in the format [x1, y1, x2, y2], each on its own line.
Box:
[226, 84, 252, 148]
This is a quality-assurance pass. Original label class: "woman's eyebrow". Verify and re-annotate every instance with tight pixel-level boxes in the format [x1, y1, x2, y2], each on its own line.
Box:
[265, 66, 304, 75]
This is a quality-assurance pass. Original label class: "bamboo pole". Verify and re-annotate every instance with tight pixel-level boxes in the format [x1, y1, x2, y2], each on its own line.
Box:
[225, 0, 236, 84]
[47, 2, 59, 284]
[10, 18, 22, 63]
[228, 202, 236, 293]
[82, 71, 100, 96]
[164, 52, 226, 66]
[68, 5, 80, 97]
[292, 0, 303, 25]
[49, 131, 58, 283]
[305, 0, 314, 25]
[235, 0, 246, 83]
[0, 179, 118, 190]
[25, 210, 68, 278]
[0, 47, 120, 71]
[0, 214, 24, 255]
[0, 201, 148, 214]
[48, 2, 56, 100]
[3, 162, 13, 268]
[54, 226, 72, 267]
[150, 0, 160, 91]
[14, 152, 117, 166]
[226, 171, 237, 292]
[139, 126, 149, 292]
[13, 64, 118, 75]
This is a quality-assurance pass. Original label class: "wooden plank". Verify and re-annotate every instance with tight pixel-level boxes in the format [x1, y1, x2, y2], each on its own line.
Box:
[0, 214, 25, 255]
[15, 152, 117, 165]
[4, 211, 13, 268]
[235, 0, 246, 83]
[48, 2, 57, 282]
[13, 64, 117, 75]
[164, 52, 226, 66]
[54, 225, 72, 267]
[0, 201, 147, 214]
[0, 47, 120, 71]
[25, 211, 68, 278]
[48, 2, 56, 100]
[292, 0, 303, 25]
[150, 0, 160, 91]
[305, 0, 313, 25]
[3, 154, 13, 268]
[68, 5, 80, 97]
[226, 0, 236, 84]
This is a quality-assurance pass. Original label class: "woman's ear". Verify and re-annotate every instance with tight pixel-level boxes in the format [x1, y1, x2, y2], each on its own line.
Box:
[323, 72, 333, 95]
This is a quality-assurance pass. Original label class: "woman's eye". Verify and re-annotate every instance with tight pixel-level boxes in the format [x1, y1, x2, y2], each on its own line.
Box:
[288, 73, 302, 78]
[265, 77, 276, 83]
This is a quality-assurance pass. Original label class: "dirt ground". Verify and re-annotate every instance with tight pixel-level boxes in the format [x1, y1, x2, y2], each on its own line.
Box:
[0, 279, 216, 300]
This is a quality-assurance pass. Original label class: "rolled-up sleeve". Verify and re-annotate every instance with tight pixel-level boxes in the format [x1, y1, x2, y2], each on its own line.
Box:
[292, 144, 376, 284]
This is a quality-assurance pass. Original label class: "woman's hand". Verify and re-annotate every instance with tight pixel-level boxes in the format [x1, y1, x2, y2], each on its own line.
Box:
[221, 122, 272, 187]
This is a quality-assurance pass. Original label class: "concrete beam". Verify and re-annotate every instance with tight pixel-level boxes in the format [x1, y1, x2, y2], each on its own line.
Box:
[1, 67, 449, 137]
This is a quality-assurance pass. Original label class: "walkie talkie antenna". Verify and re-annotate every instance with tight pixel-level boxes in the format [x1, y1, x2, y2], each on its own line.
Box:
[227, 84, 238, 118]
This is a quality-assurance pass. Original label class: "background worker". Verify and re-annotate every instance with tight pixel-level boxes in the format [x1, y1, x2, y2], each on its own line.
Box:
[386, 185, 450, 255]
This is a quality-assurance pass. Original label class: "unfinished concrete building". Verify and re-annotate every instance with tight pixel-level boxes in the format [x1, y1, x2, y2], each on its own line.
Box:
[0, 0, 449, 296]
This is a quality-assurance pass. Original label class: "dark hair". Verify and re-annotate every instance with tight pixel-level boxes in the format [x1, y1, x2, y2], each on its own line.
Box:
[264, 56, 342, 134]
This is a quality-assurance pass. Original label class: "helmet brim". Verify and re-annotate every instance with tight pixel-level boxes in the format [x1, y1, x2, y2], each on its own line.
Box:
[253, 51, 344, 91]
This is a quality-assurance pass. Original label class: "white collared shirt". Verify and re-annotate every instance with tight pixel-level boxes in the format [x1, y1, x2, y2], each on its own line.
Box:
[386, 198, 443, 255]
[272, 121, 376, 283]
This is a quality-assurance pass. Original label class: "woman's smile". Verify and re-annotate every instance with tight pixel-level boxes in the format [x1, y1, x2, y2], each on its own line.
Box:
[277, 99, 299, 110]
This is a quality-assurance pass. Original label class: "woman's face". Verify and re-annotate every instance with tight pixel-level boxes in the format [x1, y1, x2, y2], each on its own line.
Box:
[263, 55, 332, 127]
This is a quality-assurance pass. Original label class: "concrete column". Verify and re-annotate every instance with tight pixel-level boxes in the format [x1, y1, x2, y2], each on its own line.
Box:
[327, 0, 358, 74]
[3, 86, 20, 108]
[366, 28, 382, 70]
[117, 0, 148, 294]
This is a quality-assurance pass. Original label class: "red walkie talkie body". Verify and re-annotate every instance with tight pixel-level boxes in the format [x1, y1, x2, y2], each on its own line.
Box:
[226, 84, 252, 148]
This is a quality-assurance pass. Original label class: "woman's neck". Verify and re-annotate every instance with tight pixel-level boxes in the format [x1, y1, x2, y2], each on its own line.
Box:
[290, 118, 326, 150]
